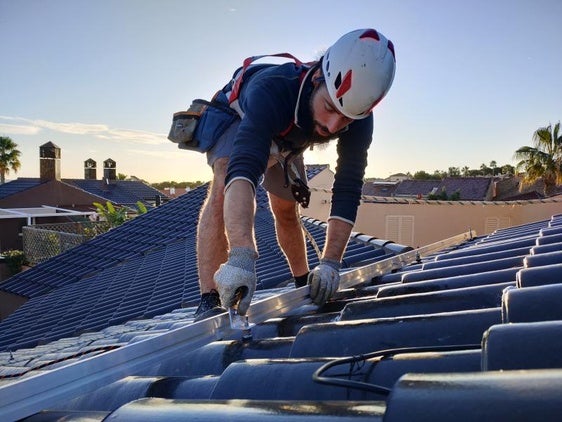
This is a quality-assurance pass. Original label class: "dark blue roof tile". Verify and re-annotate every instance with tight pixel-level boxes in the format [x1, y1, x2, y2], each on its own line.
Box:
[63, 179, 167, 207]
[5, 172, 562, 420]
[0, 178, 43, 199]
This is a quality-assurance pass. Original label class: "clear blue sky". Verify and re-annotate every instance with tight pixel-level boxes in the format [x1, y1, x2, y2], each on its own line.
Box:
[1, 0, 561, 183]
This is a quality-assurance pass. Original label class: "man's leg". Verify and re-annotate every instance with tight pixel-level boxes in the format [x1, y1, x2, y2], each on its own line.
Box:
[269, 192, 309, 281]
[196, 157, 229, 294]
[193, 158, 230, 320]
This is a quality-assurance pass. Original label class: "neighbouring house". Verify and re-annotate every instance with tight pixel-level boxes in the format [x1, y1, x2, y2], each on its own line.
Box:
[387, 172, 410, 182]
[363, 173, 552, 203]
[159, 187, 191, 198]
[363, 177, 495, 201]
[0, 142, 168, 252]
[314, 170, 561, 247]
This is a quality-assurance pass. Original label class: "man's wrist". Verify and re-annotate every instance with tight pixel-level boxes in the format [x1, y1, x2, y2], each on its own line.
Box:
[228, 247, 258, 272]
[319, 258, 341, 270]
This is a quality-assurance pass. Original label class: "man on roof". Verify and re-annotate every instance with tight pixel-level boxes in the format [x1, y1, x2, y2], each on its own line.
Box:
[192, 28, 396, 320]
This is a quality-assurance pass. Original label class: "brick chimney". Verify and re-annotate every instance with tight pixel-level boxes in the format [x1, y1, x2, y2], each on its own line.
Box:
[103, 158, 116, 182]
[84, 158, 97, 180]
[39, 142, 61, 181]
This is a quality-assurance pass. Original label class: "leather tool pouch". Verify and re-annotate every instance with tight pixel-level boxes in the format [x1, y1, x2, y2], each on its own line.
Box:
[168, 92, 239, 153]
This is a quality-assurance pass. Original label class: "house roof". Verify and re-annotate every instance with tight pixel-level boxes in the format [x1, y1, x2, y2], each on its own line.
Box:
[393, 179, 440, 197]
[362, 182, 399, 197]
[64, 179, 165, 207]
[0, 178, 42, 200]
[303, 164, 329, 179]
[439, 177, 492, 200]
[367, 178, 494, 201]
[1, 175, 562, 419]
[0, 177, 167, 208]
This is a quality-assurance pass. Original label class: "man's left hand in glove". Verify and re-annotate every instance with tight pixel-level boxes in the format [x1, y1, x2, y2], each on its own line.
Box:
[308, 258, 341, 306]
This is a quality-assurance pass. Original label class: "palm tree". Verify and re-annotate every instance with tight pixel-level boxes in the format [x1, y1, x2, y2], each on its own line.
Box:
[0, 136, 22, 184]
[489, 160, 497, 176]
[514, 122, 562, 196]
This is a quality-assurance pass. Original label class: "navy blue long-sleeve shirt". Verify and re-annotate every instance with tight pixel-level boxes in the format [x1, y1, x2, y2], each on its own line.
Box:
[224, 61, 373, 224]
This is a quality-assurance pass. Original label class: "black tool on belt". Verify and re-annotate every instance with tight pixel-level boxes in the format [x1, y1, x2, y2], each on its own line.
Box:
[282, 151, 310, 208]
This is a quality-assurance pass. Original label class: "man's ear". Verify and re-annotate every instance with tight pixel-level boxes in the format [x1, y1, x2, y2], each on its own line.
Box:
[311, 68, 324, 86]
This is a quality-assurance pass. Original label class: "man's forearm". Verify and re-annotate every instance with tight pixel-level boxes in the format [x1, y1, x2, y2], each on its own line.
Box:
[322, 217, 353, 262]
[224, 179, 257, 251]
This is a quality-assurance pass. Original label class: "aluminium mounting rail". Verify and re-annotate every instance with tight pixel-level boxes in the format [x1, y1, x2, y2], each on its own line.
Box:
[0, 231, 473, 421]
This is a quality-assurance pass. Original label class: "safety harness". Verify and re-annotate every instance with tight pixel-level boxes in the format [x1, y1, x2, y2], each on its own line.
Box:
[224, 53, 316, 207]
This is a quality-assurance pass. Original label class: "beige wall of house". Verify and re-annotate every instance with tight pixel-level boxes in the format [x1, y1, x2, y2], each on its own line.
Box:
[305, 169, 561, 247]
[356, 200, 560, 247]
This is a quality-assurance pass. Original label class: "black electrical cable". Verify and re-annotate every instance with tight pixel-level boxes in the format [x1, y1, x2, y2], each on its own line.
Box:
[312, 343, 482, 395]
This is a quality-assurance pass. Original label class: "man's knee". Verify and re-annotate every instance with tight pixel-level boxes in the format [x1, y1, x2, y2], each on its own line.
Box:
[270, 194, 299, 225]
[209, 157, 229, 200]
[213, 157, 229, 176]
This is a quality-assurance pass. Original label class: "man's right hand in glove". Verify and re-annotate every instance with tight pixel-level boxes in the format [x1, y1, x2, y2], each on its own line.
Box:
[308, 258, 341, 306]
[214, 247, 258, 316]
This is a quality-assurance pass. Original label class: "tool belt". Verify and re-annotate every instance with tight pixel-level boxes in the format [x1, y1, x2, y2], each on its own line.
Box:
[168, 91, 239, 153]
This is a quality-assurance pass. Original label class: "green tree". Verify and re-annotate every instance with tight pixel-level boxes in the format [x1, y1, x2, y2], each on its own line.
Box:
[135, 201, 148, 215]
[490, 160, 498, 176]
[480, 163, 492, 176]
[0, 136, 22, 184]
[432, 170, 447, 179]
[501, 164, 515, 175]
[514, 122, 562, 196]
[413, 170, 434, 180]
[150, 180, 206, 190]
[92, 201, 148, 232]
[428, 188, 461, 201]
[3, 249, 27, 275]
[448, 167, 460, 177]
[93, 201, 128, 229]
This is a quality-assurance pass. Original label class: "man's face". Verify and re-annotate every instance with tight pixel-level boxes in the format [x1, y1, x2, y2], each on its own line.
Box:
[310, 83, 354, 140]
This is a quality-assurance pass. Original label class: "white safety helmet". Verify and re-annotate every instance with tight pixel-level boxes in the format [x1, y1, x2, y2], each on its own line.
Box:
[322, 28, 396, 119]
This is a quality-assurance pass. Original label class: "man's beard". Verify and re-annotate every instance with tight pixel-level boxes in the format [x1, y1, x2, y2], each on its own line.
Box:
[307, 88, 339, 146]
[308, 126, 335, 146]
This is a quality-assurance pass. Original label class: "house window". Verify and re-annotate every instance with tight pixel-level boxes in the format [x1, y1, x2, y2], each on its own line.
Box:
[386, 215, 415, 245]
[485, 216, 511, 234]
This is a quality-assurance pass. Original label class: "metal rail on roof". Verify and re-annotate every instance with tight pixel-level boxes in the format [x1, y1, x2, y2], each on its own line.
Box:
[0, 230, 473, 421]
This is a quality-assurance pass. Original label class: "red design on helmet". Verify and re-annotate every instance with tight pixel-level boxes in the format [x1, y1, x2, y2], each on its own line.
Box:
[335, 70, 353, 99]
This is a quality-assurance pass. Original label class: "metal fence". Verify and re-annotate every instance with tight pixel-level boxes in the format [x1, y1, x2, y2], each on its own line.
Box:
[22, 222, 107, 265]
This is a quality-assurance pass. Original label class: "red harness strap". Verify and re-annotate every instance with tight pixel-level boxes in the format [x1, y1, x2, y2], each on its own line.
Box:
[227, 53, 315, 139]
[228, 53, 306, 103]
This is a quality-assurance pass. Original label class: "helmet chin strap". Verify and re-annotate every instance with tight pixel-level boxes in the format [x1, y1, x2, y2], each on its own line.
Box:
[294, 63, 321, 128]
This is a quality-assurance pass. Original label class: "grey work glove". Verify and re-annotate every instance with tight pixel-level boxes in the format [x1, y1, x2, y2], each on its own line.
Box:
[214, 247, 258, 316]
[308, 258, 341, 306]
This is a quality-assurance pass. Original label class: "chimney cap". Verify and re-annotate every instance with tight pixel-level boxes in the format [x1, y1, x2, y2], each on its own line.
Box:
[40, 141, 60, 149]
[40, 142, 61, 159]
[103, 158, 116, 168]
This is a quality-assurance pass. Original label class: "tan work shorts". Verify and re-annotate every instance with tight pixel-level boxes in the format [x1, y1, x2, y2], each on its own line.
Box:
[206, 119, 307, 202]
